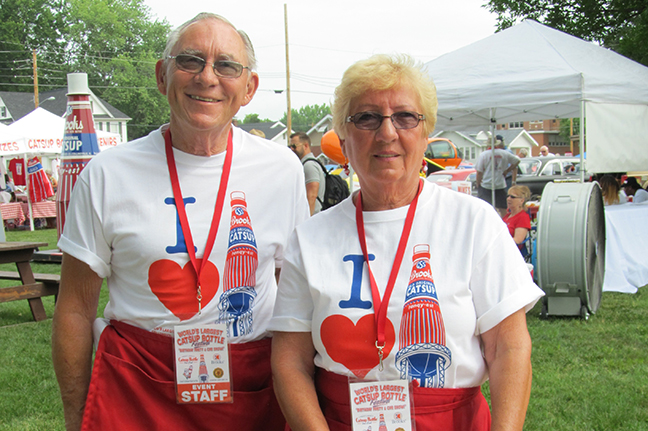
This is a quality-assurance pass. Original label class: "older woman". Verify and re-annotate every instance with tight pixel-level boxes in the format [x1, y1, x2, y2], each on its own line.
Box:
[270, 55, 543, 431]
[502, 185, 532, 249]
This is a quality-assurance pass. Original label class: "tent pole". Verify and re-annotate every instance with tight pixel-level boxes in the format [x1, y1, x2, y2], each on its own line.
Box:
[490, 108, 496, 208]
[24, 154, 34, 231]
[579, 95, 585, 183]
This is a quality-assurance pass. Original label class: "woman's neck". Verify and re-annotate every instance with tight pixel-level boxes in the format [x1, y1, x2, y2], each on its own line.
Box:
[508, 207, 524, 217]
[356, 179, 421, 211]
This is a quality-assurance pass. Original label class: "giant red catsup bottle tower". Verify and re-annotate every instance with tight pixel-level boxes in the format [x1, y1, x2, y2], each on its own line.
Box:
[56, 73, 101, 239]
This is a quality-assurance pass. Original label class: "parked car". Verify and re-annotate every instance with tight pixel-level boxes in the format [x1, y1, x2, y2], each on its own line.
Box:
[426, 168, 477, 196]
[425, 138, 464, 173]
[516, 156, 591, 197]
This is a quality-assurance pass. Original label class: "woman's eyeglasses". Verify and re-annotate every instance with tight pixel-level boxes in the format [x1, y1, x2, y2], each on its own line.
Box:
[507, 194, 522, 199]
[346, 111, 425, 130]
[168, 54, 249, 78]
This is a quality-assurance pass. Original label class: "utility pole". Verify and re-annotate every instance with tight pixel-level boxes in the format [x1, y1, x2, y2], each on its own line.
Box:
[33, 49, 39, 107]
[284, 4, 291, 144]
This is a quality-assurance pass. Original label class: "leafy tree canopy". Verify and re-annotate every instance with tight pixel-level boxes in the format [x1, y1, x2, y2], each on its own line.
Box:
[281, 103, 330, 132]
[0, 0, 171, 139]
[485, 0, 648, 66]
[240, 113, 272, 124]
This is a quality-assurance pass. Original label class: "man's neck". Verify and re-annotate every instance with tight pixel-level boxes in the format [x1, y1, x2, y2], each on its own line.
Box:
[167, 122, 231, 156]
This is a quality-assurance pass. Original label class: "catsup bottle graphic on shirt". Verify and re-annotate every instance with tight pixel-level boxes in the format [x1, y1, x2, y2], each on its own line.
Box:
[395, 244, 452, 388]
[56, 73, 100, 240]
[218, 191, 258, 337]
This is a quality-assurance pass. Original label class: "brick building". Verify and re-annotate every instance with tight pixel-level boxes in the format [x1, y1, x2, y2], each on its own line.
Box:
[497, 119, 581, 156]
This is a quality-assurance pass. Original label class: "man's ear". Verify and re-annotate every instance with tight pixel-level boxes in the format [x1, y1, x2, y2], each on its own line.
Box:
[241, 72, 260, 107]
[155, 60, 168, 96]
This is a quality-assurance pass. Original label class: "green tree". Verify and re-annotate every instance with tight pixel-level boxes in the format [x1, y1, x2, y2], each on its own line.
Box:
[0, 0, 171, 139]
[485, 0, 648, 66]
[240, 113, 271, 124]
[281, 103, 330, 132]
[0, 0, 70, 92]
[559, 118, 580, 142]
[65, 0, 171, 138]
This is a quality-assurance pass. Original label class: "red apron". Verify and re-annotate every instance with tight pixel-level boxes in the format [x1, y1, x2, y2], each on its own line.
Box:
[81, 320, 285, 431]
[294, 368, 491, 431]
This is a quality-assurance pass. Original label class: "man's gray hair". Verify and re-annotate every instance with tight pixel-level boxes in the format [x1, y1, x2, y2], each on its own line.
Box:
[162, 13, 257, 70]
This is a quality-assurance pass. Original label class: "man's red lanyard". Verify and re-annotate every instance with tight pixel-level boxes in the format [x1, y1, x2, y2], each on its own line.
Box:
[355, 179, 423, 371]
[164, 128, 233, 315]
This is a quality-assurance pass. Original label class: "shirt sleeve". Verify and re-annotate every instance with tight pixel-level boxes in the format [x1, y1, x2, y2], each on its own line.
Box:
[268, 230, 314, 332]
[469, 208, 543, 335]
[57, 168, 112, 279]
[303, 160, 322, 185]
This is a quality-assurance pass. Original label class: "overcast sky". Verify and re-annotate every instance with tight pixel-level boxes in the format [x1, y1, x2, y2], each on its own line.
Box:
[142, 0, 499, 121]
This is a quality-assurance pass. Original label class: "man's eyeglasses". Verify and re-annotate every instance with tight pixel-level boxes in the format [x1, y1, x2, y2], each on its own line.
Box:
[168, 54, 250, 78]
[507, 194, 521, 199]
[346, 111, 425, 130]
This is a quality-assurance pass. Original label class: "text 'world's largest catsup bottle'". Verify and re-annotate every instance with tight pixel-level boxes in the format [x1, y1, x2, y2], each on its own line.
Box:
[56, 73, 101, 239]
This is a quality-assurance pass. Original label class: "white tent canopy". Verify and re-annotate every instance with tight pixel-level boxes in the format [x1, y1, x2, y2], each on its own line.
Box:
[424, 20, 648, 173]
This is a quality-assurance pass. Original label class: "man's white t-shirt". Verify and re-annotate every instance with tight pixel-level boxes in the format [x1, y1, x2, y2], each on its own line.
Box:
[59, 126, 309, 342]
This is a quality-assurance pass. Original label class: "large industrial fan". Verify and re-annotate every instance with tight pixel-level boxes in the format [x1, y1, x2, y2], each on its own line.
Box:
[536, 182, 606, 319]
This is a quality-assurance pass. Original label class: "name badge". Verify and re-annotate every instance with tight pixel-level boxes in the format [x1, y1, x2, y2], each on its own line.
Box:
[349, 379, 413, 431]
[174, 323, 232, 404]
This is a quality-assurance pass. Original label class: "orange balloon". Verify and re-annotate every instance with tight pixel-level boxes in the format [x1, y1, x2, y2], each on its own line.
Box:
[321, 130, 346, 165]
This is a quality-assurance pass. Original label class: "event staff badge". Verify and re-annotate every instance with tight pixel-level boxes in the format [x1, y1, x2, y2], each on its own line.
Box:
[349, 376, 413, 431]
[173, 323, 232, 404]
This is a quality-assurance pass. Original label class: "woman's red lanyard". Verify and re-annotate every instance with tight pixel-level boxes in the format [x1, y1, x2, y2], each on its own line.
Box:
[355, 179, 423, 371]
[164, 128, 233, 315]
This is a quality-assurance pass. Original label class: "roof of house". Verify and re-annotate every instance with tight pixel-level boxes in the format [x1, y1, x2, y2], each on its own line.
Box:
[237, 121, 286, 140]
[0, 88, 130, 124]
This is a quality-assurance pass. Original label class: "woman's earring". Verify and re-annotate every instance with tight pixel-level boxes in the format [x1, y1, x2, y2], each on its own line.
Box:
[344, 163, 350, 176]
[421, 159, 428, 176]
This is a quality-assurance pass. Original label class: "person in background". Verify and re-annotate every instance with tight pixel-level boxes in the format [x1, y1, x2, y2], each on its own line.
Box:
[46, 170, 58, 195]
[502, 185, 532, 254]
[475, 136, 520, 217]
[599, 175, 627, 206]
[517, 148, 529, 158]
[270, 54, 543, 431]
[52, 12, 308, 431]
[622, 177, 648, 203]
[3, 174, 16, 202]
[290, 132, 326, 215]
[539, 146, 554, 157]
[249, 128, 265, 138]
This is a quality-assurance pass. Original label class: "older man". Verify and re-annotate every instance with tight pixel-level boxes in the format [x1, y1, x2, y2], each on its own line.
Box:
[52, 13, 308, 431]
[539, 145, 554, 157]
[290, 132, 325, 215]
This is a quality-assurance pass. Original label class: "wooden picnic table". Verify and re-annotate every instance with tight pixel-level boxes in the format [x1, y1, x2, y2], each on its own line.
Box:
[0, 241, 57, 321]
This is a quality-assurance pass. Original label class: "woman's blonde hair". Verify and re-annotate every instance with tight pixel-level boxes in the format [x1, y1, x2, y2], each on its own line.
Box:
[598, 174, 620, 205]
[508, 185, 531, 209]
[331, 54, 438, 140]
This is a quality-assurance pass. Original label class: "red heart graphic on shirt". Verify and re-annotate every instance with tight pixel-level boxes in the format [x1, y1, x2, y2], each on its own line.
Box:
[148, 259, 219, 321]
[320, 314, 395, 378]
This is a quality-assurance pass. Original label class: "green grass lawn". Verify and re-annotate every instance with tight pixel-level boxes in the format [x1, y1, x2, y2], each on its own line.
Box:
[0, 228, 646, 430]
